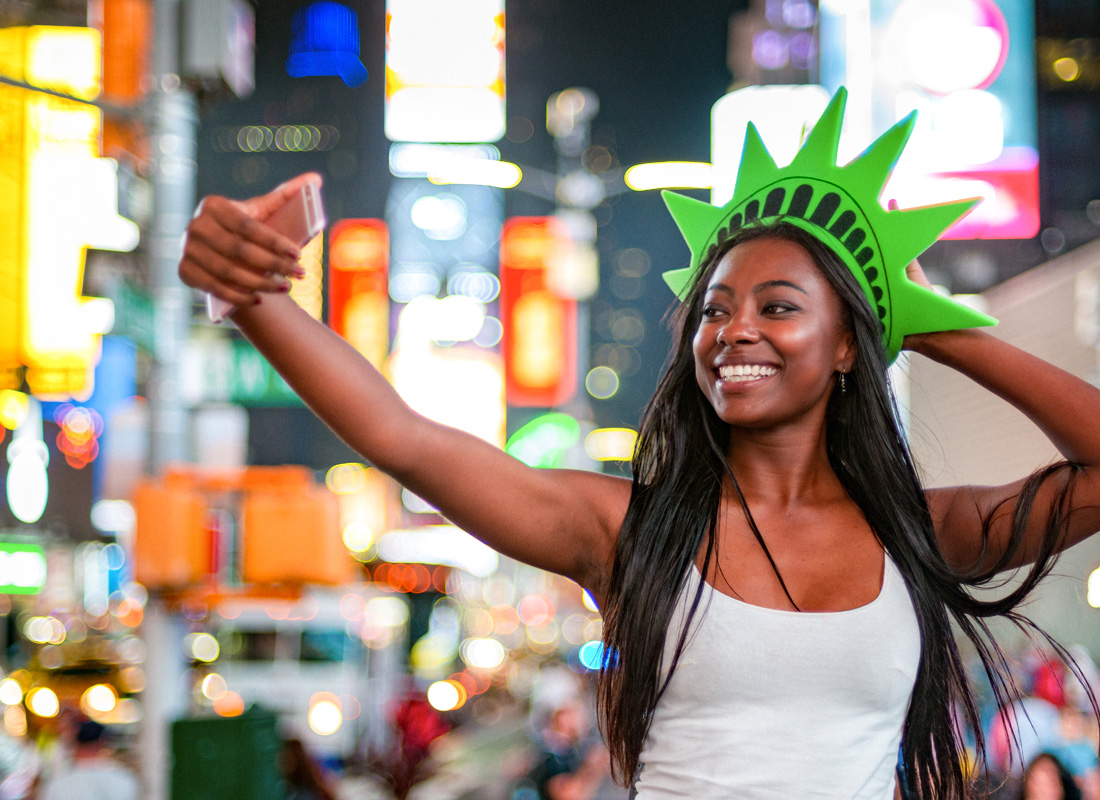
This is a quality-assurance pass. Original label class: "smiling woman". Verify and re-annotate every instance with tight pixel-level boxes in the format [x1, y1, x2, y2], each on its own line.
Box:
[178, 87, 1100, 800]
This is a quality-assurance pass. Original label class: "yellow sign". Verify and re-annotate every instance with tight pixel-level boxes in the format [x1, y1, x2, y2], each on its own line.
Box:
[0, 27, 137, 399]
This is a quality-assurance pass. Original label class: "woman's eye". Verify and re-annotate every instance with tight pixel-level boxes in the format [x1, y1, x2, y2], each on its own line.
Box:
[702, 305, 725, 318]
[763, 302, 796, 314]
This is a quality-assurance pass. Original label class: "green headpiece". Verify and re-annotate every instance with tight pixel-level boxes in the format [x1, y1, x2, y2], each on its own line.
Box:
[661, 86, 996, 363]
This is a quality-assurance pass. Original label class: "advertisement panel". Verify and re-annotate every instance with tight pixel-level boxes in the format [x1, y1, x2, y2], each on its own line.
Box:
[819, 0, 1038, 239]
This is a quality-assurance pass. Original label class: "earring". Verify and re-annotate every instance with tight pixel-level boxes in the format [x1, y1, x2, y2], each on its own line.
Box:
[839, 371, 847, 394]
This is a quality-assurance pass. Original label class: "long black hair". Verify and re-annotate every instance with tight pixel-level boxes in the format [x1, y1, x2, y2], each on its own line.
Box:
[596, 220, 1087, 798]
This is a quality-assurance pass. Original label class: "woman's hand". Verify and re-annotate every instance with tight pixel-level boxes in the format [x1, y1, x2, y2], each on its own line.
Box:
[178, 173, 322, 308]
[900, 257, 942, 353]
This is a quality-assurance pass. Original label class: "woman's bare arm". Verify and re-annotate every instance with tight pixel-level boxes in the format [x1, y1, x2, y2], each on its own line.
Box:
[910, 326, 1100, 572]
[179, 174, 628, 593]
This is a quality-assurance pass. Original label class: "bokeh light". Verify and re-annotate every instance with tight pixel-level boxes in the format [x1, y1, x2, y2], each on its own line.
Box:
[27, 687, 59, 718]
[185, 632, 220, 663]
[426, 679, 466, 711]
[462, 638, 505, 670]
[585, 366, 619, 400]
[578, 640, 605, 671]
[0, 679, 23, 706]
[201, 673, 228, 702]
[213, 691, 245, 717]
[308, 693, 343, 735]
[81, 684, 117, 715]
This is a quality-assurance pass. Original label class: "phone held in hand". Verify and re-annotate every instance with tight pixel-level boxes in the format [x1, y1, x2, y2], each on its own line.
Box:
[206, 181, 327, 323]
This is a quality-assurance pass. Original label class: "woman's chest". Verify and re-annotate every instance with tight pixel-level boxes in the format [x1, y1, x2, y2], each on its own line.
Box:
[702, 506, 886, 612]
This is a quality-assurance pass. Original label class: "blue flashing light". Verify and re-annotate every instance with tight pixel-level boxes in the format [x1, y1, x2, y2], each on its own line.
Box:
[286, 1, 368, 87]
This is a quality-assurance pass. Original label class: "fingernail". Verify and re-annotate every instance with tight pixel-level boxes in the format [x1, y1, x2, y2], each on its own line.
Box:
[292, 267, 307, 278]
[279, 283, 293, 293]
[254, 296, 263, 305]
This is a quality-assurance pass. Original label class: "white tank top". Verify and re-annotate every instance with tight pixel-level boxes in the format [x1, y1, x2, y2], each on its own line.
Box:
[634, 554, 921, 799]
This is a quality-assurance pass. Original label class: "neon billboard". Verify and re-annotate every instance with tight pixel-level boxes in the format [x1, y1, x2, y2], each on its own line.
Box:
[819, 0, 1038, 239]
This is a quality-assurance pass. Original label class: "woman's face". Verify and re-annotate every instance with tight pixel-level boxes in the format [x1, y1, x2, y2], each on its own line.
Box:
[692, 236, 855, 430]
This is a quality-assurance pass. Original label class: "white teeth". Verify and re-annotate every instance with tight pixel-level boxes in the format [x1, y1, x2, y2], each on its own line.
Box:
[717, 364, 778, 381]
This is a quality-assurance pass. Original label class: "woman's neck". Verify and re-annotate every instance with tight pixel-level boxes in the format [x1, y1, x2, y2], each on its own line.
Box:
[723, 421, 843, 508]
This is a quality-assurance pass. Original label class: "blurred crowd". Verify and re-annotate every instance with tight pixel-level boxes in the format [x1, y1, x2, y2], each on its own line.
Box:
[967, 645, 1100, 800]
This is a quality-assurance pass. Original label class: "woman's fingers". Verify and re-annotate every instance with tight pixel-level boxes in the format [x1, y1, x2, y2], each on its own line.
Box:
[178, 253, 258, 307]
[183, 236, 294, 295]
[189, 196, 301, 274]
[905, 258, 934, 290]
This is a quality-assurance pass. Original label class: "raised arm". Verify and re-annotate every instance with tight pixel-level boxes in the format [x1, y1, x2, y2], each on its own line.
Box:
[909, 324, 1100, 573]
[179, 174, 628, 595]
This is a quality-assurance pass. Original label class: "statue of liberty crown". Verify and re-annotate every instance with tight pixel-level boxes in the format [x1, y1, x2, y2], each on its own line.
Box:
[660, 86, 996, 363]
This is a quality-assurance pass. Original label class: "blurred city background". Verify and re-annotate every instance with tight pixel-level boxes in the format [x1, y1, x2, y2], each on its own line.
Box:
[0, 0, 1098, 798]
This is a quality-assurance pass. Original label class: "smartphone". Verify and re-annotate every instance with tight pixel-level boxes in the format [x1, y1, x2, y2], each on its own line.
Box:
[206, 181, 327, 323]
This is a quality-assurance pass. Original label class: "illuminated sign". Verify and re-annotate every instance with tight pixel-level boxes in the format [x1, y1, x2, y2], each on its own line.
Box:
[711, 85, 830, 206]
[0, 543, 47, 594]
[388, 333, 506, 448]
[385, 0, 505, 142]
[500, 218, 577, 407]
[819, 0, 1038, 239]
[0, 27, 139, 398]
[328, 219, 390, 368]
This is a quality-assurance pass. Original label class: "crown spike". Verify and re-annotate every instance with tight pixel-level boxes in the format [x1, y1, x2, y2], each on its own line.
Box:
[662, 267, 697, 301]
[731, 122, 780, 201]
[661, 190, 728, 266]
[887, 281, 997, 360]
[789, 86, 847, 172]
[844, 111, 917, 198]
[886, 198, 981, 267]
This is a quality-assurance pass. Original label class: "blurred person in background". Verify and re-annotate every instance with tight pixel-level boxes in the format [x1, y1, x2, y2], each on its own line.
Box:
[1020, 753, 1082, 800]
[280, 738, 338, 800]
[180, 87, 1100, 799]
[37, 720, 138, 800]
[516, 697, 608, 800]
[1048, 706, 1100, 800]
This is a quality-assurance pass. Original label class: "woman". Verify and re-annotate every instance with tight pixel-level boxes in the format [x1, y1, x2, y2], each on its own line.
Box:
[178, 96, 1100, 797]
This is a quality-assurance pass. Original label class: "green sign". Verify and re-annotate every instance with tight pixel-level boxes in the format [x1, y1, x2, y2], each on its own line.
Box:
[0, 543, 46, 594]
[182, 339, 302, 407]
[107, 279, 155, 352]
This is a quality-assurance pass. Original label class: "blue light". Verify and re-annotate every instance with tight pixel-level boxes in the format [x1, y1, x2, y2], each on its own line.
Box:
[286, 1, 369, 87]
[578, 640, 604, 671]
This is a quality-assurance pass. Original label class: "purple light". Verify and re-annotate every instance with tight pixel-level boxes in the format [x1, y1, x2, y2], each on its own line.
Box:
[789, 32, 818, 70]
[752, 30, 789, 71]
[783, 0, 818, 29]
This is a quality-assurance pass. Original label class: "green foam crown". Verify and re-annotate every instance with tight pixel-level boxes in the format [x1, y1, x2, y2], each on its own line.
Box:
[661, 86, 996, 363]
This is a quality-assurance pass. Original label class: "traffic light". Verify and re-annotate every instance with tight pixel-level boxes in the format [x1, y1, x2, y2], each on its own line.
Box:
[500, 217, 577, 407]
[133, 475, 207, 587]
[327, 219, 390, 368]
[133, 467, 351, 588]
[240, 467, 349, 585]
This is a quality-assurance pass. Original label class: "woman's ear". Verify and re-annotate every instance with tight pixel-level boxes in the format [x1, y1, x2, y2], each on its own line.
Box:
[836, 329, 857, 374]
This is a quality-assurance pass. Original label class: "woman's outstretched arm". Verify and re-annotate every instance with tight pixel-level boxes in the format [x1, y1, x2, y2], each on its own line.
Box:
[908, 323, 1100, 572]
[179, 174, 628, 594]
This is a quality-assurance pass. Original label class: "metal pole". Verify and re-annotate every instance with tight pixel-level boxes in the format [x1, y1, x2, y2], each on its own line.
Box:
[142, 2, 196, 798]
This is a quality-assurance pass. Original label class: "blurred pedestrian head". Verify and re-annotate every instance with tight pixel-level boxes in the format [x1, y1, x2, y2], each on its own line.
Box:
[1022, 753, 1081, 800]
[76, 720, 105, 745]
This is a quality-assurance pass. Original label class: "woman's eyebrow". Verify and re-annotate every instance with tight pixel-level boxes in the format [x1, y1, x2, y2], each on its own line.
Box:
[753, 279, 807, 295]
[705, 279, 808, 296]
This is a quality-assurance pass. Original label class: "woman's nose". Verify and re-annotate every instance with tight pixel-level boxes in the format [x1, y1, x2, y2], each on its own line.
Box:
[717, 310, 760, 346]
